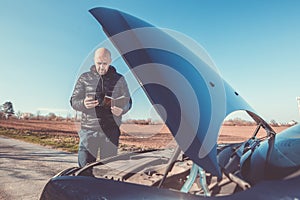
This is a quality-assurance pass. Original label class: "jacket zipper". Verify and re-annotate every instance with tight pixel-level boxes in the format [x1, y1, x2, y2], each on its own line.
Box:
[100, 75, 104, 93]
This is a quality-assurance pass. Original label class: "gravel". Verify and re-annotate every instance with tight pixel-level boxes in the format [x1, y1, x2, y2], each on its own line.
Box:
[0, 136, 77, 200]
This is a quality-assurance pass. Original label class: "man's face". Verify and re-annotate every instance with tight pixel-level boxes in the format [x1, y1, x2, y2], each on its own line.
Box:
[94, 55, 111, 75]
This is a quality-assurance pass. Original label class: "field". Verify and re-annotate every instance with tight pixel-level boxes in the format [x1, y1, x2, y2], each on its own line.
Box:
[0, 119, 288, 152]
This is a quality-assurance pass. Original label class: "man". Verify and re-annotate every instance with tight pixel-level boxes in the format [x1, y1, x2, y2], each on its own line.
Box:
[70, 48, 132, 175]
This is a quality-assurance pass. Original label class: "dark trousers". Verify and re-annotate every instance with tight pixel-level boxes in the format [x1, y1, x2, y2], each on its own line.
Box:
[78, 127, 120, 170]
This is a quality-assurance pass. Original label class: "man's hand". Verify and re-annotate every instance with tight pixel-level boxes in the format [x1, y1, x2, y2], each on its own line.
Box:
[84, 96, 99, 109]
[111, 106, 123, 116]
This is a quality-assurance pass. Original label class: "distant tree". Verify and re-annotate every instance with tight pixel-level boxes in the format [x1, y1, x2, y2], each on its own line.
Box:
[18, 112, 33, 120]
[47, 112, 56, 120]
[0, 111, 5, 119]
[2, 101, 15, 119]
[73, 111, 81, 122]
[36, 110, 41, 120]
[55, 116, 64, 121]
[270, 119, 279, 127]
[75, 111, 78, 121]
[16, 110, 22, 119]
[66, 113, 72, 121]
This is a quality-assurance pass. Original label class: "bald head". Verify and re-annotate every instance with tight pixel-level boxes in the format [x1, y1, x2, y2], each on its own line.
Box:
[94, 48, 111, 59]
[94, 48, 112, 75]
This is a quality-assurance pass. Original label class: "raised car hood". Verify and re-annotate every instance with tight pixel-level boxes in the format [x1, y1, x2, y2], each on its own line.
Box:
[89, 7, 261, 177]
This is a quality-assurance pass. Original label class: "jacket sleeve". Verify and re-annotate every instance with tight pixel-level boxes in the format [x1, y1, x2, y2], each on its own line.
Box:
[119, 76, 132, 115]
[70, 74, 88, 112]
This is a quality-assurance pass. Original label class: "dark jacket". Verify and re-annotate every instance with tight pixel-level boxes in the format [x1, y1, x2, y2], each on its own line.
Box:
[70, 65, 132, 131]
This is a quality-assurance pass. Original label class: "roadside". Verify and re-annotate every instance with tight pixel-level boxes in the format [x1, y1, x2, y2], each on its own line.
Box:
[0, 136, 77, 200]
[0, 119, 175, 152]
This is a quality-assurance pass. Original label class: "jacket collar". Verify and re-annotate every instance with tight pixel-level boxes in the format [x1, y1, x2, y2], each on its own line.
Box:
[90, 65, 117, 77]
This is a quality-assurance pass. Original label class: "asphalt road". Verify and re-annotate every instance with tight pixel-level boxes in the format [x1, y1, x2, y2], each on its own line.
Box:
[0, 136, 77, 200]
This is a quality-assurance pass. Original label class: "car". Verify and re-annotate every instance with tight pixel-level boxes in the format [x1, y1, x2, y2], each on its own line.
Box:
[40, 7, 300, 200]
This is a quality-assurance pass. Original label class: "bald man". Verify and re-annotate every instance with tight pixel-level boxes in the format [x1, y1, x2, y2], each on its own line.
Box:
[70, 48, 132, 176]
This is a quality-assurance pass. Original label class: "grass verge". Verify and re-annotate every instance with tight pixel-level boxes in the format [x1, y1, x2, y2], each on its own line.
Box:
[0, 127, 78, 153]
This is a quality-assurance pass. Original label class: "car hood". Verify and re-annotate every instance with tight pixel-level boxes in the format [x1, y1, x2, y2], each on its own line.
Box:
[89, 7, 270, 177]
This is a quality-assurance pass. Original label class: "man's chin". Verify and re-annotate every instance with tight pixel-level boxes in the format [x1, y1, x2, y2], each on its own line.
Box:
[98, 71, 106, 75]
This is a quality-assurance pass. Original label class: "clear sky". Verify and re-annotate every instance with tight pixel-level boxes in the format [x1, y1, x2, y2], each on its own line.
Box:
[1, 0, 299, 123]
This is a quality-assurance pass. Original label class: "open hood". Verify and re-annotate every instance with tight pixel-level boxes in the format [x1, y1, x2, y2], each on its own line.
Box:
[89, 7, 266, 177]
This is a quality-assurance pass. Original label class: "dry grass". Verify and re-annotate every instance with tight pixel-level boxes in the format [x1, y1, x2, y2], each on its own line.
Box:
[0, 119, 289, 152]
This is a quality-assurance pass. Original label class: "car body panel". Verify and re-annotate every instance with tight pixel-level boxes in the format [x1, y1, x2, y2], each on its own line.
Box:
[89, 7, 272, 177]
[40, 175, 300, 200]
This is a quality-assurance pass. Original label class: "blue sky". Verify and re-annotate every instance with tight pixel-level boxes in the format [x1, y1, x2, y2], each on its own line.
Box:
[0, 0, 299, 123]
